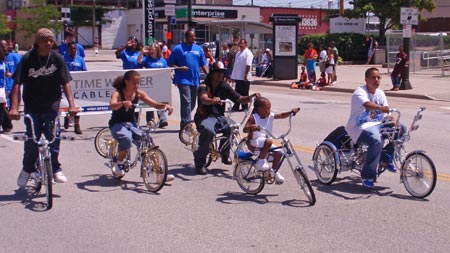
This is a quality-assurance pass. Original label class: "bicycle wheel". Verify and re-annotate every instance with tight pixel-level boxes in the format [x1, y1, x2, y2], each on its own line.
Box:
[179, 121, 197, 145]
[95, 127, 113, 158]
[402, 152, 437, 198]
[294, 167, 316, 205]
[312, 144, 338, 184]
[141, 148, 168, 193]
[235, 160, 264, 195]
[43, 158, 53, 210]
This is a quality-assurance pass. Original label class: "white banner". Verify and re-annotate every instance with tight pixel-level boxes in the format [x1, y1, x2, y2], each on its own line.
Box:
[330, 17, 365, 34]
[62, 69, 172, 115]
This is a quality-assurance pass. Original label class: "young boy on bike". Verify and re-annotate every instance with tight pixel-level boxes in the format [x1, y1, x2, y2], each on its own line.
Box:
[243, 97, 300, 184]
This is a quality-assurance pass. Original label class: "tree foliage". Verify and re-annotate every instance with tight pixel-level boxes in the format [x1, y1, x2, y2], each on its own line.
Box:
[0, 15, 12, 36]
[345, 0, 435, 44]
[15, 0, 62, 38]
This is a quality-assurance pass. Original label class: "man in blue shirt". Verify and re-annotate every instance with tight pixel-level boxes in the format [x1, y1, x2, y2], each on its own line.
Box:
[168, 30, 208, 128]
[1, 40, 22, 108]
[62, 41, 86, 134]
[59, 28, 85, 58]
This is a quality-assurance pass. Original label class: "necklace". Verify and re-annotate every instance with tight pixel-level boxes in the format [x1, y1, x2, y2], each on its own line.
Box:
[37, 53, 50, 68]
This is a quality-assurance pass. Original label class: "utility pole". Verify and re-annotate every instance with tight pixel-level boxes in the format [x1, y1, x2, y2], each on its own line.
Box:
[188, 0, 193, 29]
[92, 0, 96, 49]
[401, 0, 413, 90]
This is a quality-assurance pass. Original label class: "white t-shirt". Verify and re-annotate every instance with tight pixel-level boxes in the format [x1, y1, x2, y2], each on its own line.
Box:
[319, 49, 327, 63]
[231, 47, 254, 81]
[250, 112, 274, 148]
[345, 85, 388, 142]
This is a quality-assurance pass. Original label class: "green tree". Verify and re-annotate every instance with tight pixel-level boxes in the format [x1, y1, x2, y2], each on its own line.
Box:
[346, 0, 435, 44]
[0, 15, 12, 36]
[15, 0, 62, 38]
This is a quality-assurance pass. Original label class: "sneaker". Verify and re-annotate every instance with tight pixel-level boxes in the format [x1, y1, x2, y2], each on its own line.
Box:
[386, 163, 398, 173]
[166, 174, 175, 182]
[158, 121, 168, 128]
[362, 178, 375, 188]
[273, 170, 285, 184]
[17, 170, 31, 187]
[54, 171, 68, 183]
[390, 87, 400, 91]
[221, 155, 232, 165]
[254, 158, 270, 171]
[331, 81, 337, 86]
[113, 164, 126, 178]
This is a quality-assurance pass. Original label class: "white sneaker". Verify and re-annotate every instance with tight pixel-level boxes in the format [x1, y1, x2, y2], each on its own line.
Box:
[166, 174, 175, 182]
[254, 158, 270, 171]
[274, 171, 285, 184]
[17, 170, 31, 187]
[112, 164, 125, 178]
[54, 171, 68, 183]
[331, 81, 337, 86]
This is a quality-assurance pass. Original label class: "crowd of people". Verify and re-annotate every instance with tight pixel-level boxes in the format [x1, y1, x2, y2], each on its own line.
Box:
[3, 27, 408, 192]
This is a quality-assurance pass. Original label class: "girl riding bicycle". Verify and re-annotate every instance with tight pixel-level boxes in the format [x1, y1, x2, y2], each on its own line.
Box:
[243, 97, 300, 184]
[109, 70, 174, 178]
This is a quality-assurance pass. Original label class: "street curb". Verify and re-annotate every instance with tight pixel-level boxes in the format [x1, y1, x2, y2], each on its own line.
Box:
[253, 80, 436, 101]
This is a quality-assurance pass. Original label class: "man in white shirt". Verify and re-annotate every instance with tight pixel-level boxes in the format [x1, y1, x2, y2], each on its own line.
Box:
[345, 67, 397, 188]
[230, 39, 253, 111]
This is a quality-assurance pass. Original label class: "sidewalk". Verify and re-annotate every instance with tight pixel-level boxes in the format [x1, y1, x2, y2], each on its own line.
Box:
[84, 49, 450, 102]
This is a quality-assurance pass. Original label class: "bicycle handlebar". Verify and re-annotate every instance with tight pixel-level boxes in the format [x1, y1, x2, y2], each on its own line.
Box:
[13, 114, 59, 145]
[259, 112, 296, 140]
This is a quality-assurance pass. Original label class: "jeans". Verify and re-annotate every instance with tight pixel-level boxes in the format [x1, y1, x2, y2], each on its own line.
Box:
[391, 75, 401, 88]
[231, 80, 250, 111]
[177, 84, 198, 128]
[357, 125, 383, 180]
[23, 112, 61, 174]
[193, 116, 231, 169]
[110, 122, 142, 152]
[357, 123, 407, 180]
[146, 110, 167, 123]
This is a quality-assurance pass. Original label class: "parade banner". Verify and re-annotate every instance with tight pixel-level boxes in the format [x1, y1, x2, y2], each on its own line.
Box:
[62, 68, 172, 115]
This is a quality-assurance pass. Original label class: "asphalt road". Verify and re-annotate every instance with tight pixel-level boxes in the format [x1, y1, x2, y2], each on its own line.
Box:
[1, 61, 449, 252]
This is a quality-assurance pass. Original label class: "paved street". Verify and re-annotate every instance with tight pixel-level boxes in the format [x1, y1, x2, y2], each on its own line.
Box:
[1, 49, 450, 251]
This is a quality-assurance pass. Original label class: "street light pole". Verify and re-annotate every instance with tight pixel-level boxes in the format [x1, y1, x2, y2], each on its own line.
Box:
[401, 0, 413, 90]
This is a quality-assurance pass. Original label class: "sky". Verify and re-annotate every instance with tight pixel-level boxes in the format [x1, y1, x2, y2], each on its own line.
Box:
[233, 0, 353, 9]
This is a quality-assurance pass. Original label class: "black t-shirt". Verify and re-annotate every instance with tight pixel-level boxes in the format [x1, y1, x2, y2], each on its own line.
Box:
[109, 91, 139, 126]
[194, 81, 240, 123]
[14, 49, 72, 113]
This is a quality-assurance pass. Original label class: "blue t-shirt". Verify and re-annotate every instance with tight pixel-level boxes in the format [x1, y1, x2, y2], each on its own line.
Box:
[5, 52, 22, 92]
[167, 43, 206, 86]
[64, 54, 87, 71]
[142, 57, 168, 69]
[120, 49, 141, 70]
[59, 42, 85, 58]
[0, 61, 7, 89]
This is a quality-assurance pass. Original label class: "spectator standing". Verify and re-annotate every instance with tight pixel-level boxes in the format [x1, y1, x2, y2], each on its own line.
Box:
[203, 44, 215, 67]
[304, 42, 318, 80]
[63, 41, 87, 135]
[93, 37, 99, 56]
[365, 35, 378, 64]
[330, 41, 339, 84]
[161, 41, 171, 60]
[318, 45, 327, 75]
[167, 30, 208, 128]
[390, 46, 409, 91]
[115, 36, 142, 70]
[325, 47, 335, 86]
[59, 28, 85, 58]
[230, 39, 254, 111]
[137, 43, 170, 128]
[0, 46, 13, 133]
[1, 40, 22, 109]
[226, 37, 240, 85]
[9, 28, 78, 187]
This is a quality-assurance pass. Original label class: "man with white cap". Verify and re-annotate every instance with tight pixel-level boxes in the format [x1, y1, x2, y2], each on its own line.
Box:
[9, 28, 78, 188]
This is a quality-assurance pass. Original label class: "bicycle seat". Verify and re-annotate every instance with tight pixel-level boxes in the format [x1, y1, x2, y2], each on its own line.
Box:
[237, 150, 254, 160]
